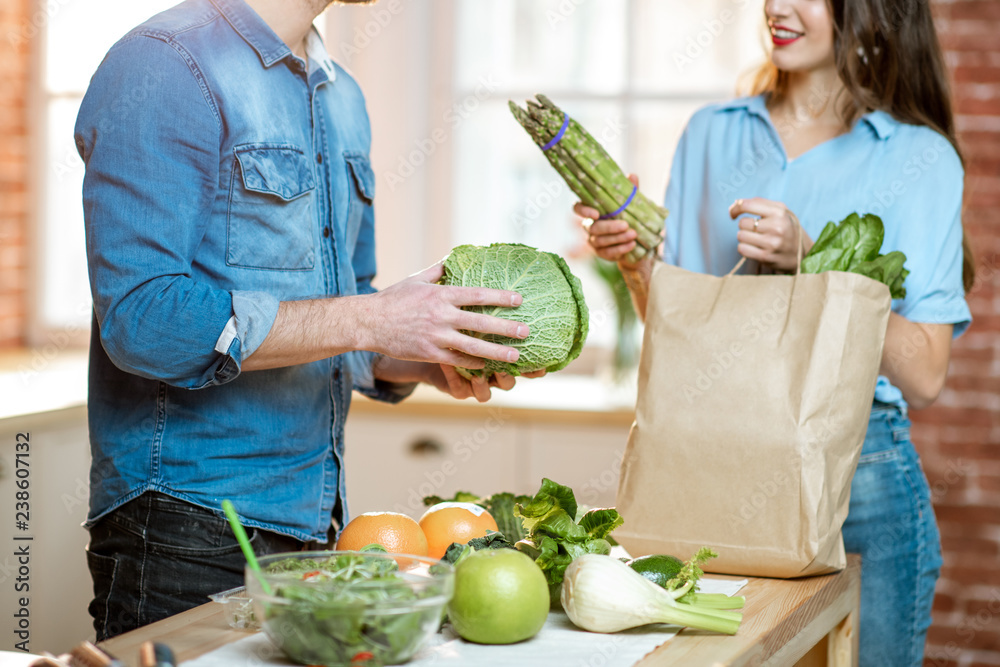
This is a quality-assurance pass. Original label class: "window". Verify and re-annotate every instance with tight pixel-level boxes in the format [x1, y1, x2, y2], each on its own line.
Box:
[37, 1, 766, 370]
[37, 0, 180, 345]
[446, 0, 766, 357]
[37, 2, 329, 345]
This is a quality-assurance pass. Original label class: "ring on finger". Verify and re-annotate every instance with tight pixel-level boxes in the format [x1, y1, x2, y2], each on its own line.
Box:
[752, 218, 760, 232]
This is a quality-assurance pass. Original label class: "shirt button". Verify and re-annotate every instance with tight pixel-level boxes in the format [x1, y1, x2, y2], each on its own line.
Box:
[323, 227, 331, 238]
[316, 153, 323, 164]
[333, 369, 341, 381]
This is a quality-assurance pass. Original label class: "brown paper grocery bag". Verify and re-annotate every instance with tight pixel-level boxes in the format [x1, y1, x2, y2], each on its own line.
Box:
[615, 262, 891, 578]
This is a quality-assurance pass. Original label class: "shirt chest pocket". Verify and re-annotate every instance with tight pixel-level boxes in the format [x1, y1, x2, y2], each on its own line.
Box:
[344, 153, 374, 254]
[227, 145, 317, 271]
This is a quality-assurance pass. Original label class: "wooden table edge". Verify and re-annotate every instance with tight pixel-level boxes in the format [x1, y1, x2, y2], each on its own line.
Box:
[640, 554, 861, 666]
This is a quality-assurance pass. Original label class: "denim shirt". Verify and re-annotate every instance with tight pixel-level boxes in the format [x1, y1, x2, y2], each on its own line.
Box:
[75, 0, 411, 541]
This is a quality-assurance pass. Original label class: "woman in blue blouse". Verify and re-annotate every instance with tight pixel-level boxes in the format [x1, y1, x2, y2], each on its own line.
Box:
[579, 0, 974, 664]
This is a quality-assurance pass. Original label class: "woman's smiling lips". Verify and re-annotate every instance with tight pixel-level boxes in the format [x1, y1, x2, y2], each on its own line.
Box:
[771, 24, 804, 46]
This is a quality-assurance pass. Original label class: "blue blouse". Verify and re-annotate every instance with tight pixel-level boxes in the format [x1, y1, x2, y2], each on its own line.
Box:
[662, 95, 971, 409]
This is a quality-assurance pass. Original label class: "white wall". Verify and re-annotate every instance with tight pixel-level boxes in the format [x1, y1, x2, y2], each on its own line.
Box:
[324, 1, 455, 287]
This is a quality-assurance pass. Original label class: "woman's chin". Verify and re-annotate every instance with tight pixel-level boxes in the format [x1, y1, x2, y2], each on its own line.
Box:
[769, 53, 835, 75]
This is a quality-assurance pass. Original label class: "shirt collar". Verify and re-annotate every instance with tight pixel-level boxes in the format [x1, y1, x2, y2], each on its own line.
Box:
[212, 0, 333, 77]
[720, 95, 898, 140]
[860, 109, 897, 140]
[717, 96, 766, 116]
[306, 28, 337, 81]
[211, 0, 290, 66]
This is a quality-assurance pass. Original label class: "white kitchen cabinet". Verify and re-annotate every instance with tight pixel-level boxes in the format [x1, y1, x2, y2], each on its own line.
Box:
[522, 422, 630, 510]
[0, 405, 94, 654]
[343, 410, 522, 518]
[344, 375, 635, 519]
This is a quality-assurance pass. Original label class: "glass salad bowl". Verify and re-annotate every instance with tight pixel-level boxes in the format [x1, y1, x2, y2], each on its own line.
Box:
[245, 550, 453, 667]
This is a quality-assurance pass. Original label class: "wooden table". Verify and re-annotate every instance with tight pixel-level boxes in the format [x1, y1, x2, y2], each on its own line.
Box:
[101, 555, 860, 667]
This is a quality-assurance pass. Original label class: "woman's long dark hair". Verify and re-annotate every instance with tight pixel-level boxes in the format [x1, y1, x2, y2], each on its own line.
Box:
[751, 0, 976, 292]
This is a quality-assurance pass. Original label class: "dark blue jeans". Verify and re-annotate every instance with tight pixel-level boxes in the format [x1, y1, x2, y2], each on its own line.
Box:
[843, 405, 942, 666]
[86, 491, 331, 641]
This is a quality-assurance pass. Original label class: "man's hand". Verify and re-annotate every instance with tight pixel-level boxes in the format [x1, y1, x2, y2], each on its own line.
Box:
[425, 365, 547, 402]
[374, 358, 547, 403]
[359, 263, 529, 370]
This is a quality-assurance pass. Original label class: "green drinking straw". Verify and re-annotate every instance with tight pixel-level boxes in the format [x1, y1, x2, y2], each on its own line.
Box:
[222, 499, 272, 595]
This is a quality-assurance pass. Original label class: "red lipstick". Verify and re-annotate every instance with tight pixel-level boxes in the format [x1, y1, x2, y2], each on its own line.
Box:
[770, 24, 803, 46]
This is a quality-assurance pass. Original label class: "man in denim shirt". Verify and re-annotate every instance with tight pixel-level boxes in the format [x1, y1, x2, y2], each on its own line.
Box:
[75, 0, 531, 640]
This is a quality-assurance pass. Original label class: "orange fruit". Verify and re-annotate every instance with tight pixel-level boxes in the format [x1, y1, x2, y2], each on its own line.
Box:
[335, 511, 428, 556]
[419, 502, 499, 560]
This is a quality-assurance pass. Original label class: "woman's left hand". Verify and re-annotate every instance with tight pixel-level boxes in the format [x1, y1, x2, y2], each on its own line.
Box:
[729, 198, 813, 272]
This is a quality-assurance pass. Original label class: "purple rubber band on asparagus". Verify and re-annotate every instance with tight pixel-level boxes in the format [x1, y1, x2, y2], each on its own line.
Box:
[542, 113, 570, 151]
[599, 184, 638, 219]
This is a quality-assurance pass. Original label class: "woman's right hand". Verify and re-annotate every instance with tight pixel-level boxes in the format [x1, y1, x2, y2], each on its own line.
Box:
[573, 174, 644, 270]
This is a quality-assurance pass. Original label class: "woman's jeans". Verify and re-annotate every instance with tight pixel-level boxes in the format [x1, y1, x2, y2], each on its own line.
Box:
[86, 491, 331, 641]
[844, 404, 942, 666]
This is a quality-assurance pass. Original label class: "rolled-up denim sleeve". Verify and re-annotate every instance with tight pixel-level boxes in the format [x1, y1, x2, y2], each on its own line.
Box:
[76, 35, 272, 389]
[347, 351, 417, 404]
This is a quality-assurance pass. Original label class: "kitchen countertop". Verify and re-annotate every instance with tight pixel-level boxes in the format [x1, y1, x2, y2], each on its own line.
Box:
[0, 349, 88, 421]
[350, 372, 638, 426]
[0, 347, 636, 425]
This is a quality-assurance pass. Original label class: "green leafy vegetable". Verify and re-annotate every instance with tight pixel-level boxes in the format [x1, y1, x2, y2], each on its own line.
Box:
[423, 491, 480, 506]
[439, 243, 589, 379]
[514, 478, 624, 607]
[442, 531, 517, 566]
[800, 212, 909, 298]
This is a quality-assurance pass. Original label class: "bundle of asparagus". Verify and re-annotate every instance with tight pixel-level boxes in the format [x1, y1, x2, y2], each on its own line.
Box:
[509, 95, 667, 263]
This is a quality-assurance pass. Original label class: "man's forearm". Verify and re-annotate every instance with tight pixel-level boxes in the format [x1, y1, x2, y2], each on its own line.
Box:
[242, 296, 364, 371]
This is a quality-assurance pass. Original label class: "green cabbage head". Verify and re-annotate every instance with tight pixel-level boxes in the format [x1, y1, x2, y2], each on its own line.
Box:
[440, 243, 589, 378]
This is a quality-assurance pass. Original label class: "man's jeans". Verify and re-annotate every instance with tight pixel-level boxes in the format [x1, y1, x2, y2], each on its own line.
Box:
[86, 492, 331, 640]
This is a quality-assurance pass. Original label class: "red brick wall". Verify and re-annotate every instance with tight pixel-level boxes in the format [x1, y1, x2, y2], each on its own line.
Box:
[921, 2, 1000, 665]
[0, 0, 29, 348]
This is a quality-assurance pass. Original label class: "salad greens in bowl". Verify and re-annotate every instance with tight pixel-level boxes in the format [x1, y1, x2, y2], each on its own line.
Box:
[245, 550, 454, 666]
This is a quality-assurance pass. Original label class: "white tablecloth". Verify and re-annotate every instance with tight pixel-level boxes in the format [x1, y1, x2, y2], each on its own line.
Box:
[184, 578, 747, 667]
